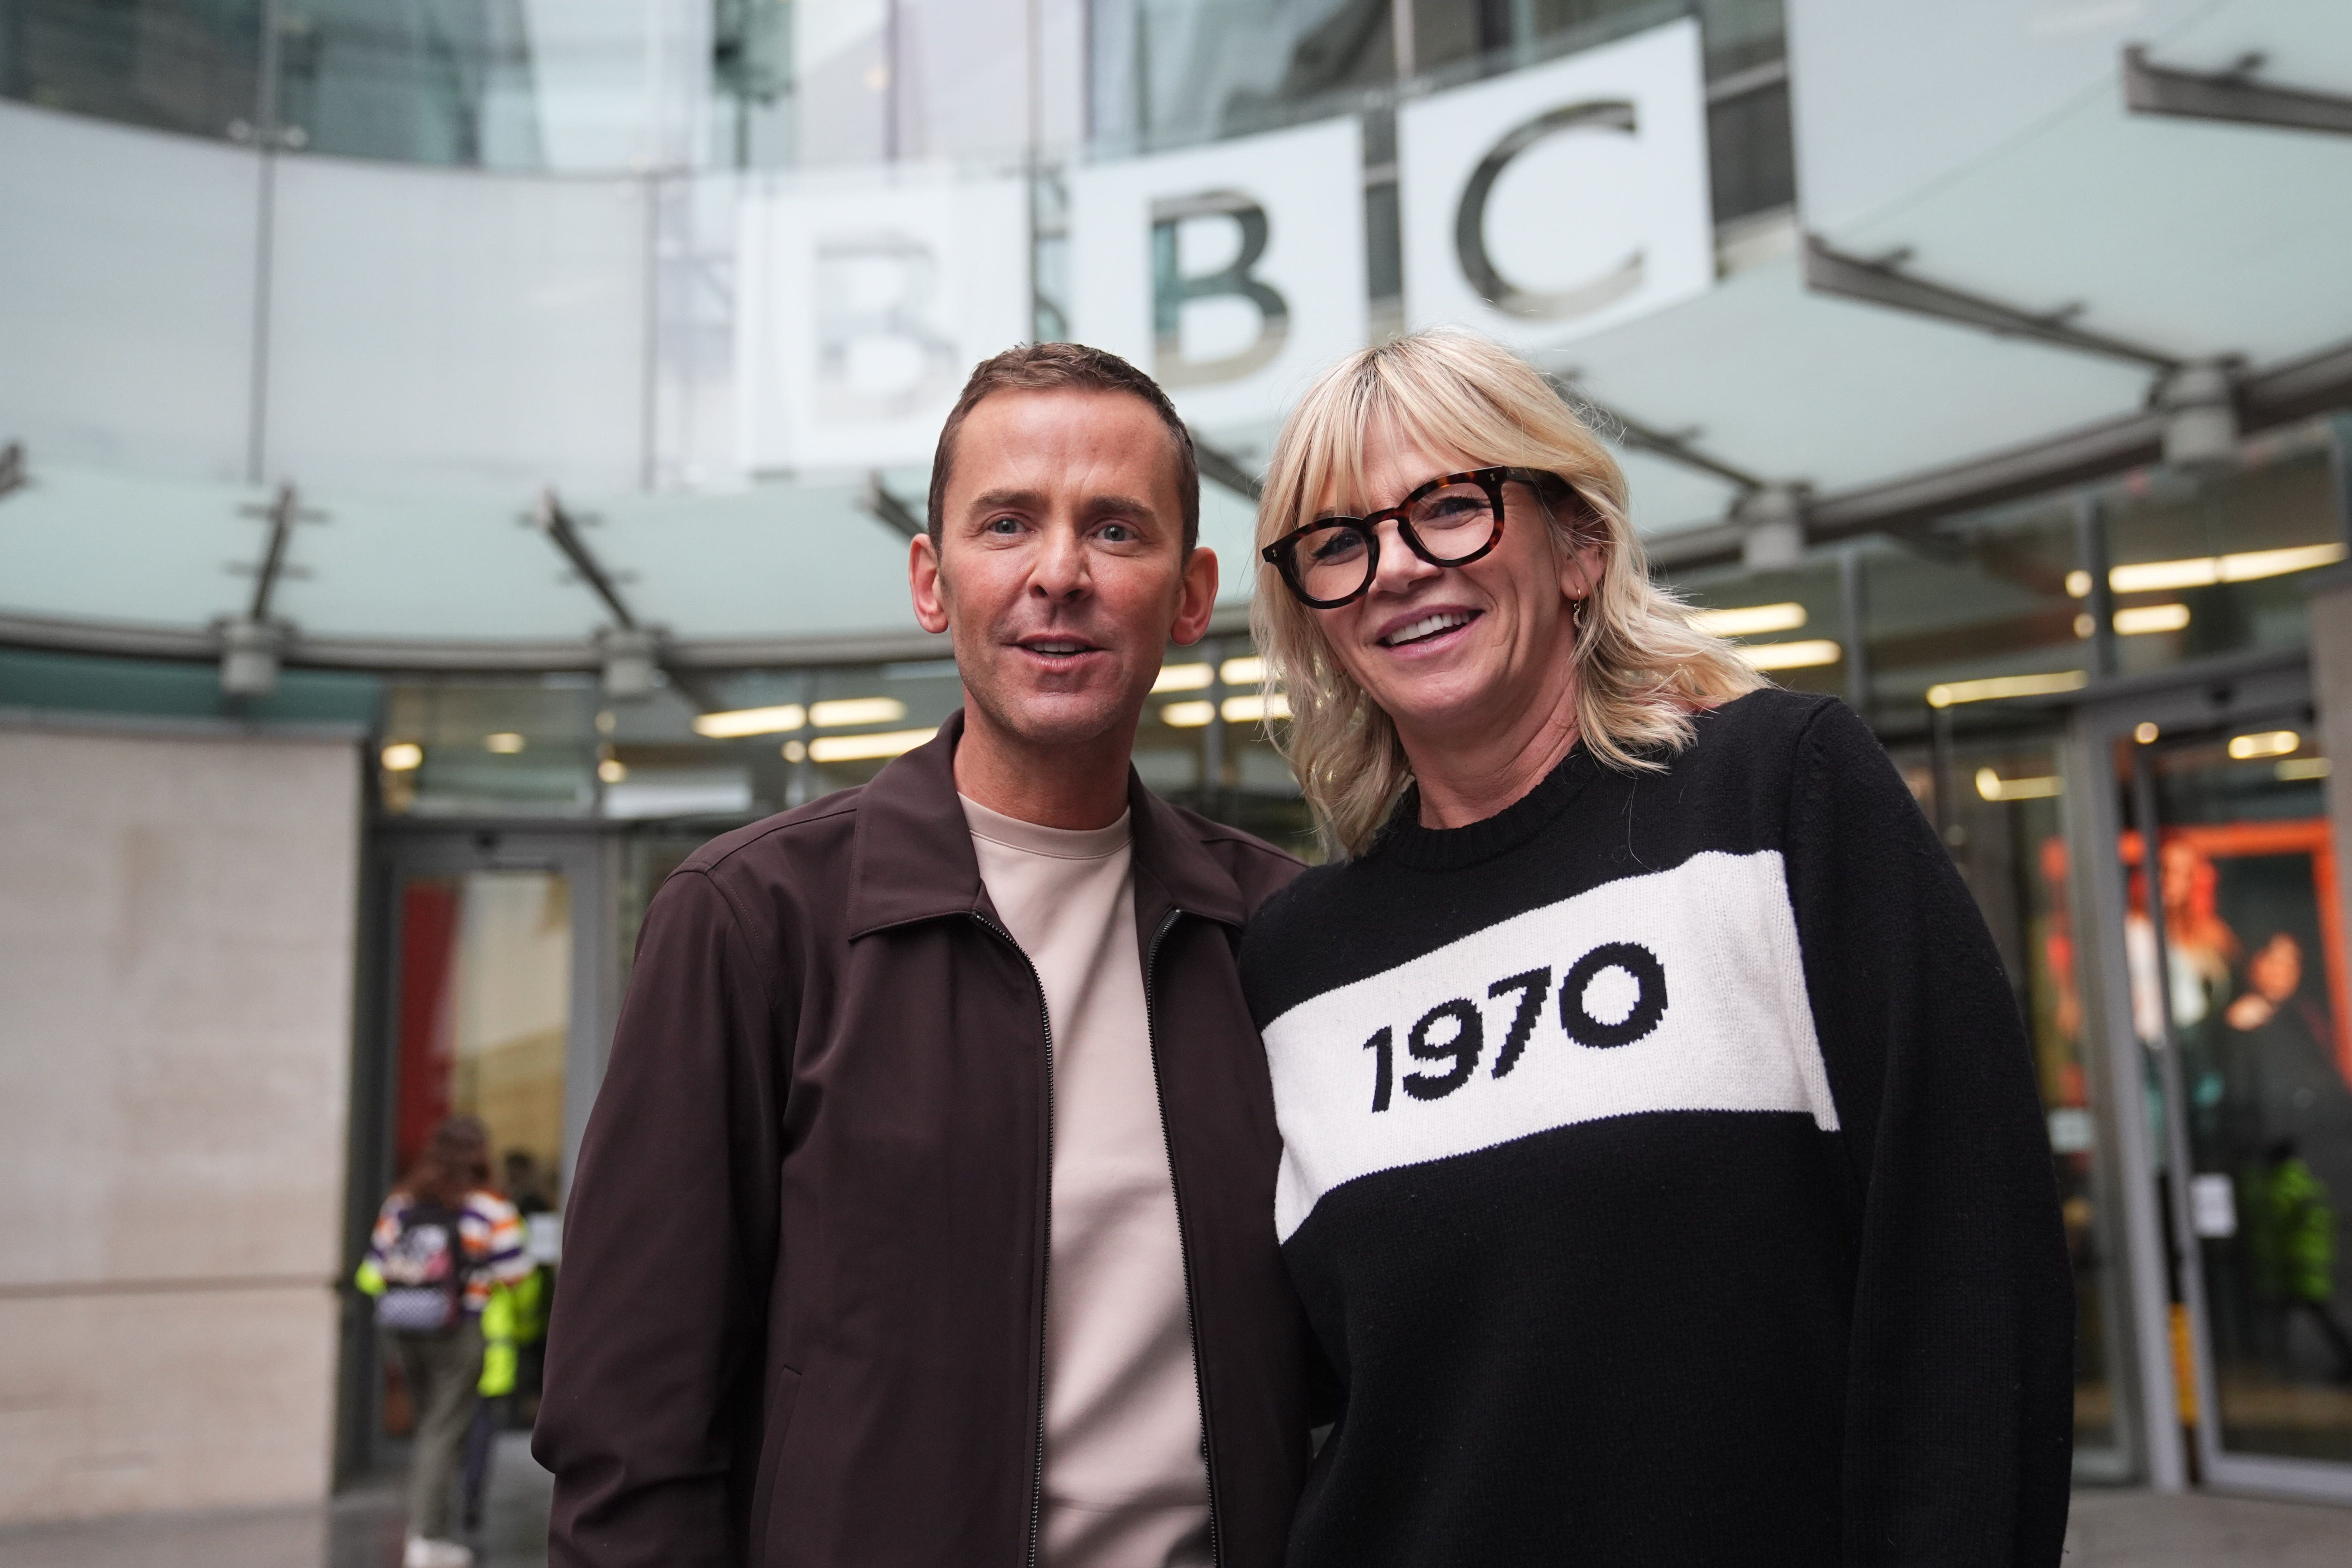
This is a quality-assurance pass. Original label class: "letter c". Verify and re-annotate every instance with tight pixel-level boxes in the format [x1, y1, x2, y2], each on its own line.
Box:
[1455, 100, 1645, 322]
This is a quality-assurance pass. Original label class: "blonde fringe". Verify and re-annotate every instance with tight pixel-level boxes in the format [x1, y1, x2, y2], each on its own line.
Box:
[1250, 329, 1766, 858]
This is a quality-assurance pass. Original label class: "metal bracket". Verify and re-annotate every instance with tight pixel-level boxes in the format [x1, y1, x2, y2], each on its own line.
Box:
[0, 440, 25, 501]
[861, 472, 926, 540]
[1801, 233, 2180, 371]
[2124, 45, 2352, 138]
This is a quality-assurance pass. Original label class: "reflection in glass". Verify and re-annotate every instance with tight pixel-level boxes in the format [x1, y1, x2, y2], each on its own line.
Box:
[2131, 729, 2352, 1462]
[1921, 728, 2120, 1450]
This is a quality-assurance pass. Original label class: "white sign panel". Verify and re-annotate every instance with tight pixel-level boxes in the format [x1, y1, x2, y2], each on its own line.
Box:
[1400, 18, 1711, 352]
[1067, 117, 1366, 431]
[736, 170, 1030, 470]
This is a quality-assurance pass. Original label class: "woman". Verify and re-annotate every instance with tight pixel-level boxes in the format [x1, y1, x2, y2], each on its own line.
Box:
[357, 1115, 532, 1568]
[1239, 331, 2073, 1567]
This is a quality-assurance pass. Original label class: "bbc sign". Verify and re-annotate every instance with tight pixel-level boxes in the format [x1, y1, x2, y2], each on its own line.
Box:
[737, 18, 1709, 470]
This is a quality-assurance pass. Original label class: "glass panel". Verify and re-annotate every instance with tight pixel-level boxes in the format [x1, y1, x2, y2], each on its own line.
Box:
[2134, 725, 2352, 1463]
[0, 95, 261, 480]
[385, 866, 571, 1439]
[1670, 558, 1849, 700]
[263, 156, 649, 499]
[1897, 722, 2121, 1452]
[0, 0, 261, 141]
[379, 678, 600, 817]
[2096, 432, 2342, 677]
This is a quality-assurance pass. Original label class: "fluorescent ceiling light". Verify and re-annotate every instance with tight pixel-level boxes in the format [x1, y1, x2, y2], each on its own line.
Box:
[810, 696, 907, 729]
[2065, 542, 2346, 599]
[2228, 729, 2300, 761]
[1737, 639, 1841, 671]
[1976, 767, 2062, 802]
[2277, 757, 2331, 781]
[809, 727, 937, 763]
[1692, 601, 1807, 638]
[1926, 670, 2088, 708]
[484, 732, 527, 754]
[694, 703, 806, 738]
[2079, 603, 2193, 638]
[1161, 700, 1215, 729]
[1154, 663, 1213, 692]
[1221, 656, 1267, 686]
[380, 741, 424, 771]
[1222, 692, 1291, 724]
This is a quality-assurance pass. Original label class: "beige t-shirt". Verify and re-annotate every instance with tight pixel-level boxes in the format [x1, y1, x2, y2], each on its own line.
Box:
[961, 795, 1211, 1568]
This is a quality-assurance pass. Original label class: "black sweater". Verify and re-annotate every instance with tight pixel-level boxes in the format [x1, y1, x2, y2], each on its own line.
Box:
[1239, 689, 2072, 1568]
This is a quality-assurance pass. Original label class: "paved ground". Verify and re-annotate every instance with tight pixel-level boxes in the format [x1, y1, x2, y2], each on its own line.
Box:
[2064, 1486, 2352, 1565]
[0, 1433, 554, 1568]
[3, 1471, 2349, 1565]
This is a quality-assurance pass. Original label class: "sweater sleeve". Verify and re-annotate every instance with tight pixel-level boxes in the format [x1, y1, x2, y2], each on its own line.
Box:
[535, 868, 790, 1568]
[1780, 701, 2075, 1568]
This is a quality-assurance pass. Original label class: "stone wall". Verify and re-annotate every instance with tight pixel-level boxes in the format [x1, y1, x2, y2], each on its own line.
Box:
[0, 724, 361, 1524]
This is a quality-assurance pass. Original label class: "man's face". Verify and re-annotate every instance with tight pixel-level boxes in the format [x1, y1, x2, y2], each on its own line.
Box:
[912, 388, 1216, 753]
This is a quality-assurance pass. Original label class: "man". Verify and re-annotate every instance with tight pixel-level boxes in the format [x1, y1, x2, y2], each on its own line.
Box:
[536, 343, 1314, 1568]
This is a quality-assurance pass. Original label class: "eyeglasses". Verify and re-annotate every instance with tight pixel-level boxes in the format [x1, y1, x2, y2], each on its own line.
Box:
[1261, 467, 1538, 610]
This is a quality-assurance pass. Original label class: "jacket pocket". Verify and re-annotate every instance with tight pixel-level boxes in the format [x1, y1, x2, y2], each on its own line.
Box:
[747, 1362, 803, 1561]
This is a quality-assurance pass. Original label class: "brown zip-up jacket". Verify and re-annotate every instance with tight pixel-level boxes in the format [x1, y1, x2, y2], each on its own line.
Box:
[535, 713, 1315, 1568]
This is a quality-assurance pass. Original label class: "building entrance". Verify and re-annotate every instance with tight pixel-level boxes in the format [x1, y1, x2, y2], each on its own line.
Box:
[2069, 655, 2352, 1503]
[342, 827, 615, 1473]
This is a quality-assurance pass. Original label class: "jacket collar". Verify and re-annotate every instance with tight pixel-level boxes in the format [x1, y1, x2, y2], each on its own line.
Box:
[846, 708, 1250, 938]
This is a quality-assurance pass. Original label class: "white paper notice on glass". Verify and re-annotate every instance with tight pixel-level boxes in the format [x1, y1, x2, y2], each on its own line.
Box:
[1066, 117, 1367, 434]
[1399, 17, 1713, 354]
[736, 168, 1031, 471]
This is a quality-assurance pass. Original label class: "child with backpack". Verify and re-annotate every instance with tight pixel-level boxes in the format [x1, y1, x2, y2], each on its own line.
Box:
[356, 1115, 533, 1568]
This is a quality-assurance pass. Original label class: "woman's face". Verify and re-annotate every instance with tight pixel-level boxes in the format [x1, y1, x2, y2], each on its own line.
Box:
[1309, 424, 1595, 747]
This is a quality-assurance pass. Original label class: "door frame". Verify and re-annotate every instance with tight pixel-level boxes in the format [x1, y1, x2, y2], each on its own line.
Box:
[337, 819, 620, 1478]
[2063, 648, 2352, 1504]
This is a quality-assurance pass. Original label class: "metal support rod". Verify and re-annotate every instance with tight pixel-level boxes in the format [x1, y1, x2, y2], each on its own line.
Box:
[534, 490, 638, 629]
[1204, 636, 1230, 816]
[242, 0, 285, 485]
[1191, 435, 1264, 502]
[1557, 379, 1770, 492]
[1802, 234, 2181, 373]
[1838, 546, 1872, 719]
[2129, 740, 2214, 1480]
[1929, 703, 1956, 848]
[243, 482, 305, 623]
[0, 440, 25, 501]
[2331, 414, 2352, 550]
[2076, 492, 2120, 680]
[864, 472, 928, 539]
[1391, 0, 1416, 83]
[2124, 45, 2352, 138]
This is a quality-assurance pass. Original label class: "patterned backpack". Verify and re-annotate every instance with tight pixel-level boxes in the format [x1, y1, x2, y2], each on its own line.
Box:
[376, 1201, 469, 1333]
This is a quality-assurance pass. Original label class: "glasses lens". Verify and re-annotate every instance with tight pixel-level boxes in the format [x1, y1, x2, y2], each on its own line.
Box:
[1404, 481, 1500, 564]
[1290, 522, 1373, 602]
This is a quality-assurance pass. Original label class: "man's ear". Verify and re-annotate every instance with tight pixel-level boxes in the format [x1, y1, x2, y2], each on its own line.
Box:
[910, 532, 951, 635]
[1170, 546, 1219, 646]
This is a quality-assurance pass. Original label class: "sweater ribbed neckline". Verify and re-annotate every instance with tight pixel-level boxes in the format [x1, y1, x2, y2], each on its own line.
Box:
[1373, 742, 1603, 871]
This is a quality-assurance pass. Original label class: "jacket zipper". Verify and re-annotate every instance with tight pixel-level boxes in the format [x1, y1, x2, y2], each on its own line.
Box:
[972, 911, 1057, 1568]
[1143, 908, 1221, 1568]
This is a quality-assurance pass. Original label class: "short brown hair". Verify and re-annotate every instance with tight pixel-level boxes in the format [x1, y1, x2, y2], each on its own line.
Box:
[928, 342, 1200, 551]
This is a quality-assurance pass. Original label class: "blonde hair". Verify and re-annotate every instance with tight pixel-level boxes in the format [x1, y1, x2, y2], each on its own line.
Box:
[1251, 329, 1765, 857]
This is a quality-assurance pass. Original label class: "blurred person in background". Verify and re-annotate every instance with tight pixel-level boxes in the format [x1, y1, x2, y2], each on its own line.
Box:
[1240, 330, 2074, 1567]
[357, 1115, 534, 1568]
[536, 344, 1315, 1568]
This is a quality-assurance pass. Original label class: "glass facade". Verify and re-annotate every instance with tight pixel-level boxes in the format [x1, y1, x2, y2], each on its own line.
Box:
[6, 0, 2352, 1511]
